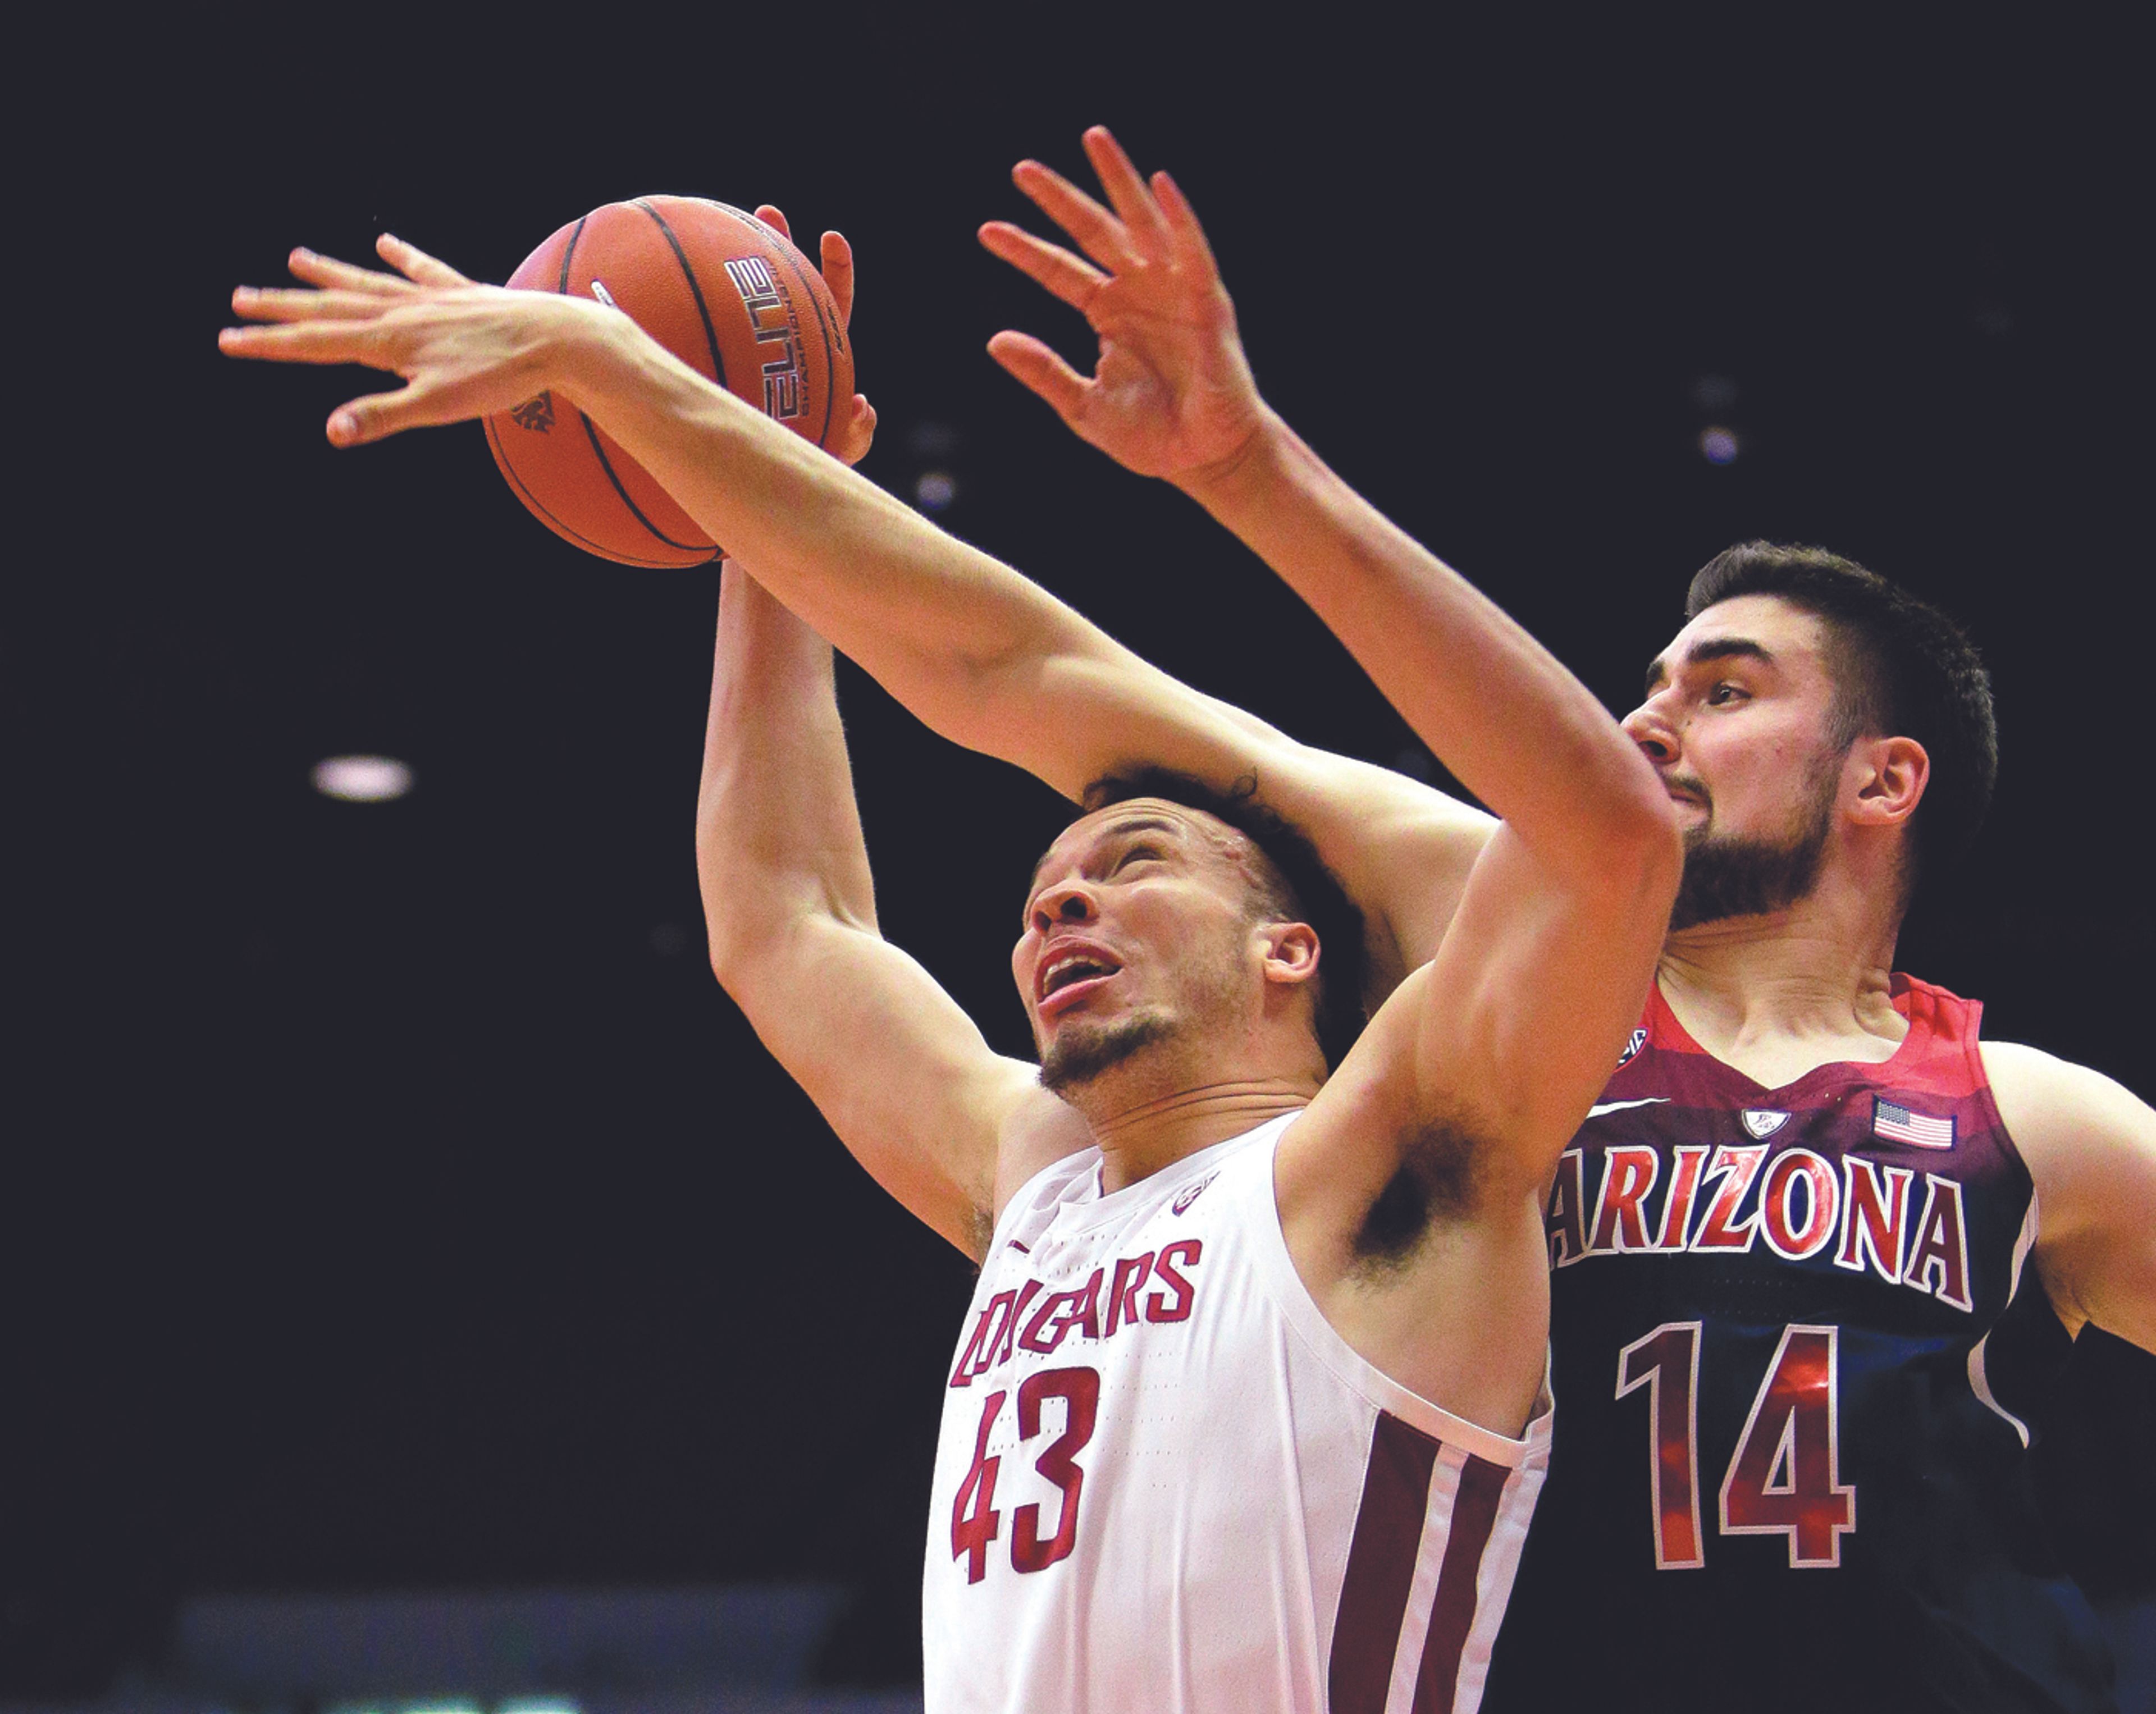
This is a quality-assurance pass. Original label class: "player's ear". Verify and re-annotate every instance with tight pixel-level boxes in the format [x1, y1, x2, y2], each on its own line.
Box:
[1848, 735, 1929, 828]
[1259, 922, 1321, 987]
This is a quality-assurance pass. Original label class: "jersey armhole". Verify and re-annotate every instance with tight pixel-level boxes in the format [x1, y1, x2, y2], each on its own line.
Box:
[1234, 1126, 1550, 1470]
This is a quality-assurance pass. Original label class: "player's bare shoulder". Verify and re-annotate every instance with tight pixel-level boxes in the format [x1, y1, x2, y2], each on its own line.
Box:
[1981, 1037, 2156, 1343]
[1981, 1038, 2154, 1159]
[985, 1080, 1097, 1246]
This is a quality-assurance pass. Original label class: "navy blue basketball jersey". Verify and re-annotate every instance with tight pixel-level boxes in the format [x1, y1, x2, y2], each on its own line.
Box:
[1482, 976, 2119, 1713]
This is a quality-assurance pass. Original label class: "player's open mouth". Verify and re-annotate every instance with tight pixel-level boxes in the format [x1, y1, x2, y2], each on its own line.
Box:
[1037, 945, 1123, 1013]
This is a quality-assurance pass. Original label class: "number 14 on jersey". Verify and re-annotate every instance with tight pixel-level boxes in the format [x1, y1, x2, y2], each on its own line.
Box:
[1617, 1322, 1856, 1569]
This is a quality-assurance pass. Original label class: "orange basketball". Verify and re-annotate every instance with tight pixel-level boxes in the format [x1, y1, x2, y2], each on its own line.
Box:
[483, 196, 854, 566]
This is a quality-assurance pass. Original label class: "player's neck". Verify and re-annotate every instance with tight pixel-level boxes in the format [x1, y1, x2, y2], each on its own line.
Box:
[1657, 875, 1906, 1087]
[1080, 1076, 1316, 1194]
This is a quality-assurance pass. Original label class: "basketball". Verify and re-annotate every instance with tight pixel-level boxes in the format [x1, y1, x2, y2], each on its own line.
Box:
[483, 197, 855, 566]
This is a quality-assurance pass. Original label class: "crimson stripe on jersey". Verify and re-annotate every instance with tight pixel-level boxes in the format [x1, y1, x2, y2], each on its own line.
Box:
[1329, 1411, 1440, 1714]
[1412, 1454, 1508, 1713]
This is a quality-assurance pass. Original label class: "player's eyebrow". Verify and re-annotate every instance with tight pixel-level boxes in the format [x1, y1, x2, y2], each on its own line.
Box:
[1643, 637, 1776, 696]
[1024, 813, 1187, 902]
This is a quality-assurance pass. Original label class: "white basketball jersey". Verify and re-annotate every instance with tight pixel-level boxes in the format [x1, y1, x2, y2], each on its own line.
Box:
[922, 1114, 1550, 1714]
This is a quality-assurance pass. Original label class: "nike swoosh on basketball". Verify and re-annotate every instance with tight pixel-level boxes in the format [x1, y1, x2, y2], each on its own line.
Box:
[1587, 1097, 1671, 1117]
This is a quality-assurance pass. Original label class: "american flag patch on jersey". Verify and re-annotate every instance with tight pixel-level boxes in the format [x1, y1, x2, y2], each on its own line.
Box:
[1873, 1098, 1956, 1148]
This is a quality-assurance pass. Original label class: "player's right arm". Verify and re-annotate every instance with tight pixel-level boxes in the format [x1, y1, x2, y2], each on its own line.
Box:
[698, 561, 1065, 1260]
[221, 237, 1492, 1006]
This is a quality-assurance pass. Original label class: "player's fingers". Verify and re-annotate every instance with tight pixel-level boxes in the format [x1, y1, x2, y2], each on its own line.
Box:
[1080, 126, 1172, 262]
[218, 319, 389, 365]
[985, 331, 1089, 423]
[230, 285, 397, 325]
[377, 233, 472, 289]
[326, 375, 474, 446]
[835, 392, 877, 465]
[1010, 159, 1137, 272]
[821, 230, 856, 328]
[1150, 170, 1223, 278]
[756, 204, 792, 240]
[286, 248, 410, 295]
[978, 222, 1105, 312]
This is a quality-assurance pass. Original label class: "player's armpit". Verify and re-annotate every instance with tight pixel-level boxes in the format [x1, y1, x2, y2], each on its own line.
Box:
[1269, 823, 1672, 1429]
[1412, 822, 1675, 1183]
[1986, 1041, 2156, 1353]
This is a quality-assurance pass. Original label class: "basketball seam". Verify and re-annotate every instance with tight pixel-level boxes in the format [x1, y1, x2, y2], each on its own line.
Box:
[577, 409, 714, 555]
[633, 198, 730, 394]
[486, 415, 707, 567]
[555, 213, 589, 294]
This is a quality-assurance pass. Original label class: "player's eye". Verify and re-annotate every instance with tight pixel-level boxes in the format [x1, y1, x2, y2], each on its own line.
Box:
[1114, 844, 1164, 871]
[1706, 682, 1748, 705]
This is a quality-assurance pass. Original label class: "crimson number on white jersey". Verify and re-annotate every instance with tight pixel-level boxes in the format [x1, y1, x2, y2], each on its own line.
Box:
[951, 1364, 1101, 1583]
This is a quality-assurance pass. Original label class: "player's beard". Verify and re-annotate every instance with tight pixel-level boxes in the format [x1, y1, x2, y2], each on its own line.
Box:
[1039, 1008, 1177, 1094]
[1669, 754, 1841, 931]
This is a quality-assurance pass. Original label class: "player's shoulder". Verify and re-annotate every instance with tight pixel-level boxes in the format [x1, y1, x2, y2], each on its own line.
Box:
[1979, 1039, 2156, 1191]
[989, 1081, 1097, 1227]
[1979, 1039, 2144, 1123]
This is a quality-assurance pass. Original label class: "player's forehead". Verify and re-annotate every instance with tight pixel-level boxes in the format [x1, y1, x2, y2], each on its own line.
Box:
[1645, 594, 1831, 692]
[1027, 799, 1232, 890]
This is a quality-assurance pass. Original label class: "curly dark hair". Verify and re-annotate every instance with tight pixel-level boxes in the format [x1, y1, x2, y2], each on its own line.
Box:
[1076, 767, 1368, 1072]
[1685, 542, 1998, 888]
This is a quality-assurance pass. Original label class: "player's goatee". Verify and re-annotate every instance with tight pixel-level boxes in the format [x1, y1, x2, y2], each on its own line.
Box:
[1039, 1011, 1175, 1092]
[1668, 780, 1837, 931]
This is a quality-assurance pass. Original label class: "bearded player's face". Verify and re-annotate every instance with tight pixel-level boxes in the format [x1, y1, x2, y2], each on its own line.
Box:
[1624, 595, 1854, 929]
[1013, 801, 1265, 1091]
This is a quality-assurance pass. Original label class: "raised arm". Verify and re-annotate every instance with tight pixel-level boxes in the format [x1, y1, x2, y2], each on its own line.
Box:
[975, 132, 1683, 1420]
[220, 235, 1491, 1006]
[984, 129, 1680, 1140]
[698, 562, 1054, 1259]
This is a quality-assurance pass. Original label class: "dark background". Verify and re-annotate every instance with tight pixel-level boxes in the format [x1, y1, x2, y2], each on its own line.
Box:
[11, 6, 2152, 1695]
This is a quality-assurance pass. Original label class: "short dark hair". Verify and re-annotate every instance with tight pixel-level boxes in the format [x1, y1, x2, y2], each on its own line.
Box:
[1684, 542, 1998, 886]
[1079, 767, 1368, 1072]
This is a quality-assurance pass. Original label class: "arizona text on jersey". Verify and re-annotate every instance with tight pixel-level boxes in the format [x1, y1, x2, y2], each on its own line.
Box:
[1483, 976, 2118, 1714]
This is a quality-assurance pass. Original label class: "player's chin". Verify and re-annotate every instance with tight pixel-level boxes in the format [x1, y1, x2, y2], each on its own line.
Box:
[1038, 1008, 1175, 1094]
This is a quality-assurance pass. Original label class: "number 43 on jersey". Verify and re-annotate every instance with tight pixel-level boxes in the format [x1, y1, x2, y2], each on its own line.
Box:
[951, 1366, 1100, 1583]
[1617, 1323, 1856, 1569]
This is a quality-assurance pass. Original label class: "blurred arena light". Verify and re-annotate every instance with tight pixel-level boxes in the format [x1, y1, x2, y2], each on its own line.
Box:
[1698, 426, 1741, 465]
[312, 755, 414, 802]
[915, 470, 960, 511]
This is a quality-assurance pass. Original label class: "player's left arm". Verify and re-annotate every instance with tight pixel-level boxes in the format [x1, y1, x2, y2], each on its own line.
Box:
[1983, 1040, 2156, 1353]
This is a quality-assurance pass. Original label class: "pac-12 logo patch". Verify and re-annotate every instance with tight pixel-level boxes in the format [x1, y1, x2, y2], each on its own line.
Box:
[1741, 1109, 1790, 1139]
[1616, 1027, 1648, 1069]
[1171, 1173, 1218, 1215]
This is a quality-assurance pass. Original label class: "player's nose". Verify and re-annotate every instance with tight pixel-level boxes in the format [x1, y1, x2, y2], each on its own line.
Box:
[1030, 879, 1099, 935]
[1622, 697, 1679, 765]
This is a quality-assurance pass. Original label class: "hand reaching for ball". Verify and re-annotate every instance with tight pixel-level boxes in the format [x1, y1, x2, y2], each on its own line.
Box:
[222, 236, 606, 446]
[979, 127, 1268, 492]
[222, 212, 878, 472]
[752, 204, 878, 467]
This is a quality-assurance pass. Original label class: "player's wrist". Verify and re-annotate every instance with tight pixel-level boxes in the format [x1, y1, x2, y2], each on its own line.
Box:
[548, 295, 652, 402]
[1171, 406, 1294, 511]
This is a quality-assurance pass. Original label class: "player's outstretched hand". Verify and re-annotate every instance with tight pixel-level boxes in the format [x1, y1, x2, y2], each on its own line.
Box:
[220, 237, 613, 447]
[979, 126, 1266, 488]
[754, 204, 878, 468]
